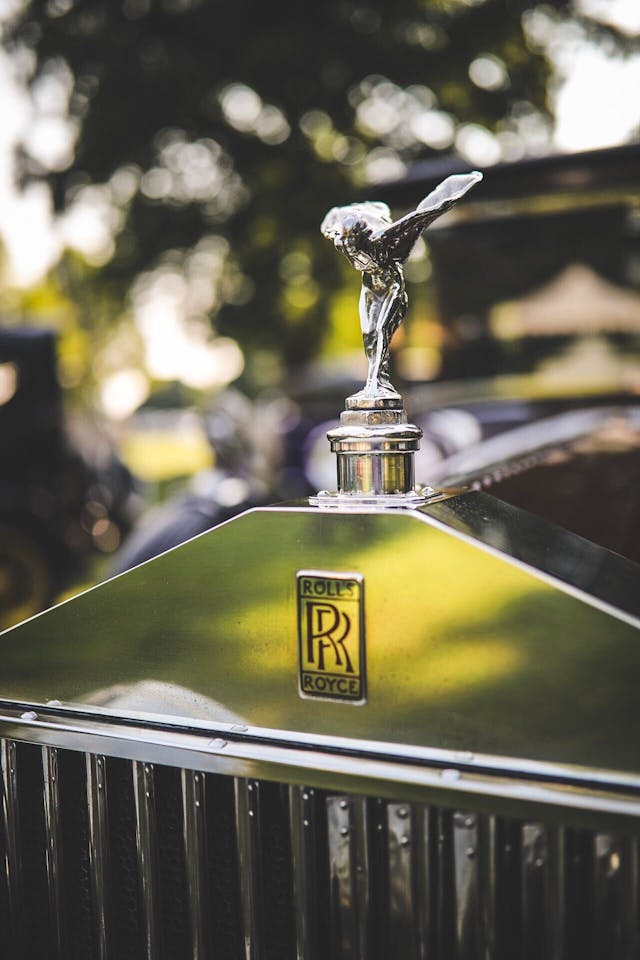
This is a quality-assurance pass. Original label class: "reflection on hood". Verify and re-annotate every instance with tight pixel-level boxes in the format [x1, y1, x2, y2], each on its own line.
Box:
[83, 679, 246, 725]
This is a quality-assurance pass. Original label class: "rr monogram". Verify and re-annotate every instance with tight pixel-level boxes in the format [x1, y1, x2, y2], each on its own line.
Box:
[305, 602, 354, 673]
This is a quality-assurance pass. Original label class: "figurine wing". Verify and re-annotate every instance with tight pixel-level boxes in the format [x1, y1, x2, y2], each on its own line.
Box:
[371, 171, 482, 262]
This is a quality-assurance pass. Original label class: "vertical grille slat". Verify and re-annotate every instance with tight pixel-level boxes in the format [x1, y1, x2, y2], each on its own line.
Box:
[42, 746, 64, 960]
[205, 773, 243, 958]
[86, 754, 110, 960]
[386, 802, 418, 960]
[59, 748, 96, 960]
[452, 810, 482, 959]
[550, 827, 566, 960]
[289, 785, 323, 960]
[480, 815, 497, 960]
[181, 769, 209, 960]
[1, 739, 22, 952]
[235, 777, 264, 960]
[434, 808, 455, 959]
[593, 833, 640, 959]
[415, 803, 432, 960]
[451, 811, 497, 960]
[627, 838, 640, 957]
[495, 816, 521, 959]
[521, 823, 565, 960]
[521, 821, 546, 958]
[154, 766, 190, 960]
[327, 795, 356, 959]
[0, 743, 12, 951]
[624, 838, 640, 958]
[259, 781, 295, 960]
[352, 797, 371, 960]
[105, 757, 144, 960]
[16, 743, 50, 958]
[133, 760, 161, 960]
[327, 795, 370, 960]
[565, 828, 592, 957]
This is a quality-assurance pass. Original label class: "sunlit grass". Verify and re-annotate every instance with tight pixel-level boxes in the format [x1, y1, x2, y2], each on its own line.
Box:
[121, 428, 212, 482]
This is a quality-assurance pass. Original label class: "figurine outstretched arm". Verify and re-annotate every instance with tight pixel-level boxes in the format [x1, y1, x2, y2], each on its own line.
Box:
[371, 171, 482, 262]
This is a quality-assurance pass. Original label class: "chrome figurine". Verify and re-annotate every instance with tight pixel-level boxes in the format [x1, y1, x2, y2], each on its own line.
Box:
[321, 171, 482, 405]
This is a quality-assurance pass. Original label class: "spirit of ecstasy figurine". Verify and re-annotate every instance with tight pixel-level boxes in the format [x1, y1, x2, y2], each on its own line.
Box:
[321, 171, 482, 406]
[316, 170, 482, 501]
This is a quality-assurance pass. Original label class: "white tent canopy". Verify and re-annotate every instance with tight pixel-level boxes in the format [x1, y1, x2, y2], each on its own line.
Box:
[492, 262, 640, 339]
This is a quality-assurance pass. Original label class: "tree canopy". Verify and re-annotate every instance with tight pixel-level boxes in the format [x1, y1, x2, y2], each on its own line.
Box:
[3, 0, 592, 394]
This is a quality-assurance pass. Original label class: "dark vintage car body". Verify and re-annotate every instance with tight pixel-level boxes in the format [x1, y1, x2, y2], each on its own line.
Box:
[0, 327, 138, 629]
[1, 147, 640, 959]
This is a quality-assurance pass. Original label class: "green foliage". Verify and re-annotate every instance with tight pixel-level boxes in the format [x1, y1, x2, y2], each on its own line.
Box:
[5, 0, 565, 385]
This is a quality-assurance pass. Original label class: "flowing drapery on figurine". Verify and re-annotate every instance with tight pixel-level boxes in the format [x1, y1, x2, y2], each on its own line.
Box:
[321, 171, 482, 406]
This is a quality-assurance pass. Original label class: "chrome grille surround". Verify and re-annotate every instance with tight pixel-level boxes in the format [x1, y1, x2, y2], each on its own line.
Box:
[1, 705, 640, 959]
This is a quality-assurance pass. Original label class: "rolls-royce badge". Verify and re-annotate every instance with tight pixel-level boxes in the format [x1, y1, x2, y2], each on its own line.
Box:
[297, 571, 365, 703]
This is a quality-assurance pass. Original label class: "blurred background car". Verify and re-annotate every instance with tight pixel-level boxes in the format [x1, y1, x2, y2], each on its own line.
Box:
[0, 326, 138, 626]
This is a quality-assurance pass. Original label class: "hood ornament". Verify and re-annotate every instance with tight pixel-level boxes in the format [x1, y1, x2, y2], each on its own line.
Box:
[313, 171, 482, 505]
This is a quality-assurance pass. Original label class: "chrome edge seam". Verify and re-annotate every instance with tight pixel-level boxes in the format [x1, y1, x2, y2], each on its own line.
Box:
[1, 713, 640, 833]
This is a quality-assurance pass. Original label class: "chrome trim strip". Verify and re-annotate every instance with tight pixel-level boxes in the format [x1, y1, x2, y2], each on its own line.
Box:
[235, 778, 263, 960]
[1, 739, 21, 946]
[289, 785, 319, 960]
[42, 747, 64, 958]
[181, 769, 208, 960]
[387, 802, 417, 960]
[2, 699, 640, 799]
[0, 712, 638, 833]
[86, 754, 109, 960]
[133, 761, 160, 960]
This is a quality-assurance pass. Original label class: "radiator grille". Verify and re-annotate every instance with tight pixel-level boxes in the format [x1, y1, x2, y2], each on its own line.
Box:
[0, 738, 639, 959]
